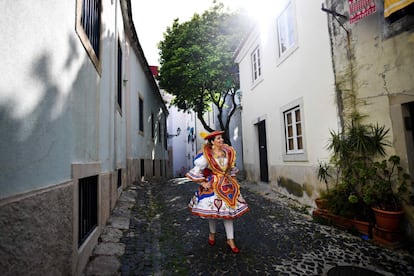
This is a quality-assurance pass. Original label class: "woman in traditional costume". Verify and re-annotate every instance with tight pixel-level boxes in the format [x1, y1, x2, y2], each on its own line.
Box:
[185, 130, 249, 253]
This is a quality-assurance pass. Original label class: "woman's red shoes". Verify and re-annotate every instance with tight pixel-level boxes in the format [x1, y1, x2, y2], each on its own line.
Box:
[208, 233, 216, 246]
[227, 241, 240, 253]
[209, 237, 239, 253]
[228, 244, 240, 253]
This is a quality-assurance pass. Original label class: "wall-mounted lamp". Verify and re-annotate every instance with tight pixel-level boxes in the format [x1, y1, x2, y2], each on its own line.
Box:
[123, 79, 128, 86]
[167, 127, 181, 138]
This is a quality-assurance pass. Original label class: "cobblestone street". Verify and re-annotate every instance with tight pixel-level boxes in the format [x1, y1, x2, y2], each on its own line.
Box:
[83, 179, 414, 275]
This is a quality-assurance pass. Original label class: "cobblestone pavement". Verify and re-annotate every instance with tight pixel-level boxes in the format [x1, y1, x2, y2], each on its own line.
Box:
[83, 178, 414, 276]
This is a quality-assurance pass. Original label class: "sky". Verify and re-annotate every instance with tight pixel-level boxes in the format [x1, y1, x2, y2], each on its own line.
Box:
[131, 0, 251, 66]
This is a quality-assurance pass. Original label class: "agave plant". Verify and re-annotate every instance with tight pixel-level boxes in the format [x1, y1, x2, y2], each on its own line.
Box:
[328, 119, 390, 187]
[323, 118, 392, 219]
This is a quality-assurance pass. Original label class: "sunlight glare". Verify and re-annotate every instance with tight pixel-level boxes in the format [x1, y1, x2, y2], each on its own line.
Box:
[227, 0, 286, 23]
[224, 0, 287, 43]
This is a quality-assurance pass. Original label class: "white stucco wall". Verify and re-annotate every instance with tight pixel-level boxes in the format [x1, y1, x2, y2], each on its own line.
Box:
[0, 1, 96, 198]
[126, 57, 167, 164]
[100, 2, 125, 172]
[185, 111, 198, 173]
[167, 107, 188, 176]
[0, 1, 168, 274]
[0, 0, 169, 199]
[235, 0, 339, 202]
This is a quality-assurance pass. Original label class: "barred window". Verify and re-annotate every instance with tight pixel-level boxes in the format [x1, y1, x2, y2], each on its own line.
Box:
[139, 97, 144, 133]
[76, 0, 102, 73]
[163, 116, 167, 150]
[78, 175, 98, 247]
[140, 159, 145, 179]
[117, 168, 122, 188]
[117, 39, 123, 112]
[151, 113, 155, 139]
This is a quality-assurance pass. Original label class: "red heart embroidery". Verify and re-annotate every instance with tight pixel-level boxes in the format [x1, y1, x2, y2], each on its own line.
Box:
[214, 199, 222, 211]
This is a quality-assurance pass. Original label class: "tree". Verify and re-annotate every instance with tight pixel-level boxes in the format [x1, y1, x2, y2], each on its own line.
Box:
[157, 4, 250, 144]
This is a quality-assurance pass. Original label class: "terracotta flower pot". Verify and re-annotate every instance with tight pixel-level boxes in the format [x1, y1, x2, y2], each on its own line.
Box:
[351, 219, 370, 236]
[315, 198, 328, 209]
[372, 207, 404, 232]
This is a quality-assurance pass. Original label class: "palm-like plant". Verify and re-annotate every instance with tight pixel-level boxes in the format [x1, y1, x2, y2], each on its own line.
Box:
[317, 161, 331, 194]
[324, 118, 391, 219]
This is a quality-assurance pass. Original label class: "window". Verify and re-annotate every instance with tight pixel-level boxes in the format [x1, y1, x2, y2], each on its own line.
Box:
[139, 97, 144, 133]
[281, 98, 307, 161]
[76, 0, 102, 73]
[140, 159, 145, 178]
[251, 46, 262, 83]
[151, 113, 155, 139]
[163, 116, 167, 150]
[117, 40, 122, 112]
[158, 121, 161, 141]
[284, 106, 303, 154]
[117, 168, 122, 188]
[78, 175, 98, 247]
[276, 1, 297, 60]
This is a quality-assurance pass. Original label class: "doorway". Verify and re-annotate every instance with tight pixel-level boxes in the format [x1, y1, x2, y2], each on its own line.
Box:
[257, 120, 269, 182]
[404, 102, 414, 177]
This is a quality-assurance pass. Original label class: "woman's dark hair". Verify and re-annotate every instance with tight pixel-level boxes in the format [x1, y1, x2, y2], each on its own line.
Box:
[206, 132, 224, 145]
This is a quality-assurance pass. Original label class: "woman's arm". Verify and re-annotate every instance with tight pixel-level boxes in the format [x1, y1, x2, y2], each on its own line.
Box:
[185, 153, 208, 183]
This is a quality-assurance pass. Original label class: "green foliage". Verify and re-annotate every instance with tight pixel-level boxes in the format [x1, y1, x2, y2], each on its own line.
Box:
[317, 161, 332, 193]
[322, 118, 392, 220]
[319, 117, 411, 218]
[327, 119, 390, 189]
[158, 4, 251, 138]
[362, 155, 411, 211]
[324, 183, 370, 220]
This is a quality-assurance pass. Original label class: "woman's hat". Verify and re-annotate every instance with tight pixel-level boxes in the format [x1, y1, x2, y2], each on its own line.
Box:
[200, 130, 225, 140]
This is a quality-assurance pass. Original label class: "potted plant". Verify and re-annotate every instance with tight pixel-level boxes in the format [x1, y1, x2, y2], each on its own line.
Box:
[326, 119, 389, 216]
[314, 118, 391, 236]
[315, 161, 331, 210]
[362, 155, 411, 232]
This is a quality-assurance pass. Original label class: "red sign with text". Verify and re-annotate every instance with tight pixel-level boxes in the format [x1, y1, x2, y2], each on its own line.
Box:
[349, 0, 377, 24]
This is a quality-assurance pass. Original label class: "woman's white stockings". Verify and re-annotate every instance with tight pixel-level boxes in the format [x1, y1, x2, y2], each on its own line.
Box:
[208, 219, 234, 239]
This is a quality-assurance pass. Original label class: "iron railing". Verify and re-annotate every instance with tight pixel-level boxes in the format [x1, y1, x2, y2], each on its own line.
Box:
[80, 0, 101, 58]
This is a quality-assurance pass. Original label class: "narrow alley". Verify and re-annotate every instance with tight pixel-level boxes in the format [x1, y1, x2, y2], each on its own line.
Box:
[83, 179, 414, 276]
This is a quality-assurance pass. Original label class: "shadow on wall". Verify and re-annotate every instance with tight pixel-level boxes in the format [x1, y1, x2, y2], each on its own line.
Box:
[0, 32, 109, 198]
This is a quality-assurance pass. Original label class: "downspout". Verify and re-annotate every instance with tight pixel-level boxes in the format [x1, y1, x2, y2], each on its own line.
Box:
[322, 2, 353, 130]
